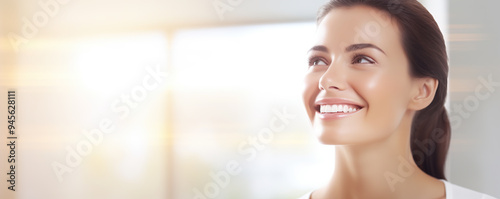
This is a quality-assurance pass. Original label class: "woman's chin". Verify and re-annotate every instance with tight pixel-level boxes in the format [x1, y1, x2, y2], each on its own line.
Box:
[314, 127, 354, 145]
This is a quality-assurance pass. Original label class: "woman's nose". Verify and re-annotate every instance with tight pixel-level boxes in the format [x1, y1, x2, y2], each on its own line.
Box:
[318, 62, 347, 92]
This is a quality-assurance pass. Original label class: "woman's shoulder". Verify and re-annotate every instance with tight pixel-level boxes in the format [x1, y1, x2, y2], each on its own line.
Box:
[440, 180, 497, 199]
[296, 181, 497, 199]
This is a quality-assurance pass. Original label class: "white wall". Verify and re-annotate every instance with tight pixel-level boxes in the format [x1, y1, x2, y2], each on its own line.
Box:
[447, 0, 500, 197]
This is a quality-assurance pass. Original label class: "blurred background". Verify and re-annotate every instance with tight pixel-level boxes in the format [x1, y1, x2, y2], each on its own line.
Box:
[0, 0, 498, 198]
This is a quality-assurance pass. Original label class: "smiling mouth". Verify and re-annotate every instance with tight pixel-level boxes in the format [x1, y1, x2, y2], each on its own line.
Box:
[315, 104, 363, 114]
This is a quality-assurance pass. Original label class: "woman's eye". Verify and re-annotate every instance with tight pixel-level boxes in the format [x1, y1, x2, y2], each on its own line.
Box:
[353, 55, 375, 64]
[309, 59, 328, 66]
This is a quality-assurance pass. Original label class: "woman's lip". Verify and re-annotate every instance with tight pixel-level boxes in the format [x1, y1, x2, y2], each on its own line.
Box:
[316, 109, 362, 120]
[314, 98, 364, 120]
[314, 98, 363, 107]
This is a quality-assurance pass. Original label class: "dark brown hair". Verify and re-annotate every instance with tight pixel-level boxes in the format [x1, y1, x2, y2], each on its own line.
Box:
[317, 0, 450, 179]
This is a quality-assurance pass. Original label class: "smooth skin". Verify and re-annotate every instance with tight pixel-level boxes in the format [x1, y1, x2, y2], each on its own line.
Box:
[303, 5, 445, 199]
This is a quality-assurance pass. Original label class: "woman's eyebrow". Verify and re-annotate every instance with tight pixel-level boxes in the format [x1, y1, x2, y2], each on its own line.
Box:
[307, 45, 329, 53]
[308, 43, 385, 55]
[345, 43, 386, 55]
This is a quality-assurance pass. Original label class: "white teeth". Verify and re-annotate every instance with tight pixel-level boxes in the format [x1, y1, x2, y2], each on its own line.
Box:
[319, 104, 361, 113]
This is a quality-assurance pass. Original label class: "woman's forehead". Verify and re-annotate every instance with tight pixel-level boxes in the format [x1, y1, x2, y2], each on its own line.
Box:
[315, 5, 402, 55]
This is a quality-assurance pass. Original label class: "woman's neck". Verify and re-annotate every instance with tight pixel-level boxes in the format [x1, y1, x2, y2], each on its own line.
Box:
[313, 114, 445, 199]
[331, 139, 417, 198]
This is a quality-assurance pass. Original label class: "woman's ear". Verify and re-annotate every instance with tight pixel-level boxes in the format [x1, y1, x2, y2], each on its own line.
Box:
[408, 77, 439, 110]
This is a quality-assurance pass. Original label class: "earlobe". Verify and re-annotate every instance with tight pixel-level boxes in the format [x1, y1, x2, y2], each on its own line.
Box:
[409, 78, 439, 110]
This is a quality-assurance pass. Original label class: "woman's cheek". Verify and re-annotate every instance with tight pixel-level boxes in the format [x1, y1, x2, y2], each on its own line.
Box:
[302, 71, 321, 122]
[353, 73, 388, 109]
[355, 72, 410, 133]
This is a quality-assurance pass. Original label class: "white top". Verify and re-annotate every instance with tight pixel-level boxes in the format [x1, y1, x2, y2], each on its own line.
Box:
[298, 180, 497, 199]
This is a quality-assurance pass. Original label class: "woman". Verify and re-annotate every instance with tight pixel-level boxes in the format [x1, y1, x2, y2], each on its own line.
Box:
[299, 0, 496, 198]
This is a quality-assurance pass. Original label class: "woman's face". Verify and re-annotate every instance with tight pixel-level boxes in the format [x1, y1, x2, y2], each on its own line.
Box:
[303, 6, 416, 145]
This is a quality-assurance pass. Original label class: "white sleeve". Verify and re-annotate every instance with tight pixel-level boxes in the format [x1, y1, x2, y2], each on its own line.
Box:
[442, 180, 498, 199]
[297, 191, 312, 199]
